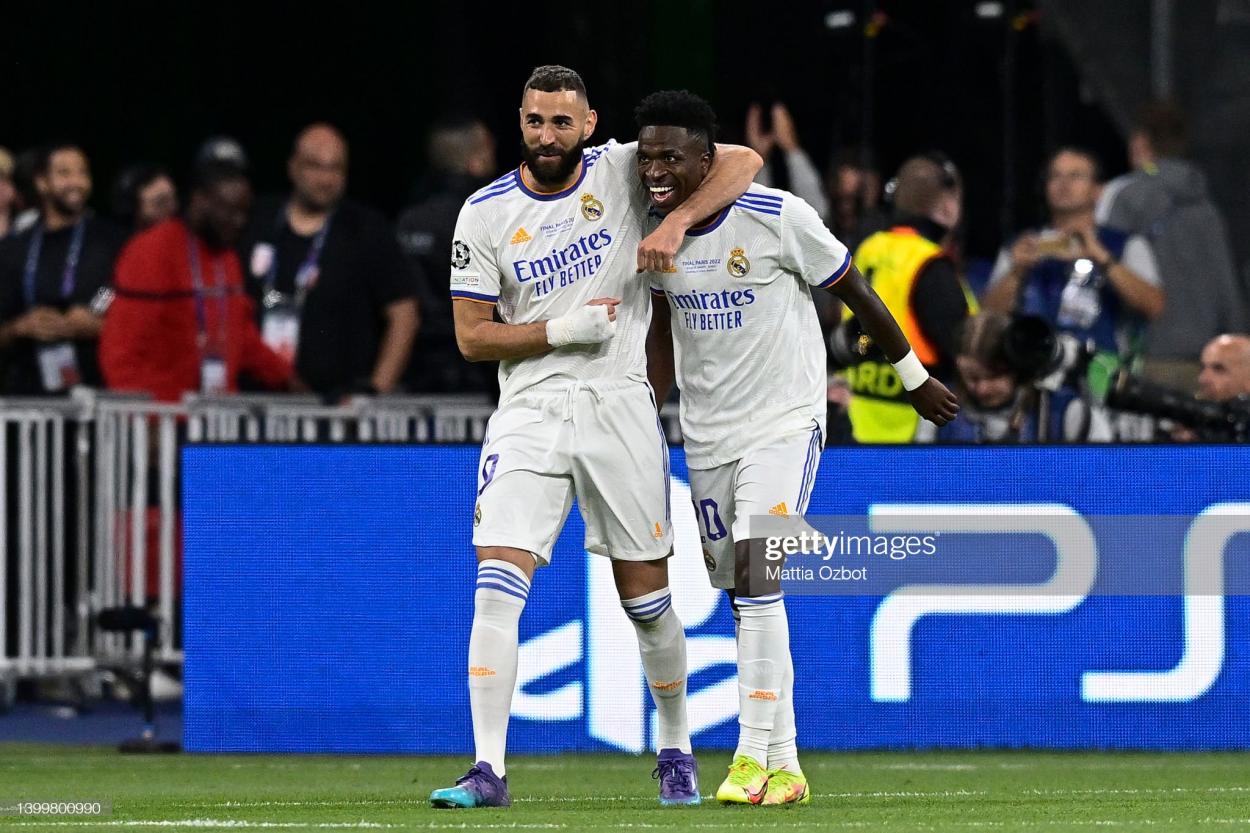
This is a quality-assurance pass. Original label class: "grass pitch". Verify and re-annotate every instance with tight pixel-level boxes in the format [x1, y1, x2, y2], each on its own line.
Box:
[2, 744, 1250, 831]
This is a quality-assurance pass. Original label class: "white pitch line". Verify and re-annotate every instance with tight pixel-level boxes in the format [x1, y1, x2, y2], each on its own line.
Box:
[872, 763, 979, 771]
[8, 820, 1245, 832]
[1025, 786, 1250, 797]
[3, 822, 396, 829]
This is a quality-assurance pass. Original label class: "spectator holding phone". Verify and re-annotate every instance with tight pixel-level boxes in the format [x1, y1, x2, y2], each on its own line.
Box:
[983, 148, 1164, 356]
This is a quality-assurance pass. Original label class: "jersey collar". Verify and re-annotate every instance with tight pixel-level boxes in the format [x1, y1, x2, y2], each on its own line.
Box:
[684, 205, 731, 237]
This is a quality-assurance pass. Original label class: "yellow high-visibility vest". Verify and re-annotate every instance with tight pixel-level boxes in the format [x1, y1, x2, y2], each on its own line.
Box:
[842, 227, 976, 443]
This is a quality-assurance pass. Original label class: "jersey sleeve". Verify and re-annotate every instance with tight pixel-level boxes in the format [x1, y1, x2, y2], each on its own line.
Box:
[779, 195, 852, 288]
[449, 202, 501, 305]
[588, 139, 638, 172]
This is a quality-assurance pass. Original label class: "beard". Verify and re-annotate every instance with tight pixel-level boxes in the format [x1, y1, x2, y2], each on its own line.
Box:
[47, 189, 86, 219]
[293, 184, 340, 215]
[520, 138, 586, 188]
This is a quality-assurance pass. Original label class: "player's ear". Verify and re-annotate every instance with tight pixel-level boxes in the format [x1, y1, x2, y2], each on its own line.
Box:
[700, 150, 713, 177]
[584, 108, 598, 140]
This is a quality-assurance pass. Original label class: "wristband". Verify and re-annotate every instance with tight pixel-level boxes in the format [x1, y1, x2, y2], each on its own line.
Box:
[892, 349, 929, 391]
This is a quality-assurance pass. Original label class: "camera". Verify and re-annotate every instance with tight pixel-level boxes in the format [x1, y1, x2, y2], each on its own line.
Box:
[998, 314, 1094, 391]
[1104, 371, 1250, 442]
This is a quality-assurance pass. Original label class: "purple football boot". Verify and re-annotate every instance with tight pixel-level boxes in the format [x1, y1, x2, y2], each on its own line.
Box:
[429, 761, 511, 808]
[653, 747, 701, 806]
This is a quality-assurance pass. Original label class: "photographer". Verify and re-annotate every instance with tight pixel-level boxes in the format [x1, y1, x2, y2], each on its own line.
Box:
[1104, 334, 1250, 442]
[936, 312, 1036, 443]
[984, 148, 1164, 355]
[1198, 334, 1250, 404]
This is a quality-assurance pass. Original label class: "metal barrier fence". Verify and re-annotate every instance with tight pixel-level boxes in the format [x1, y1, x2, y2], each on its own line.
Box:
[2, 390, 606, 702]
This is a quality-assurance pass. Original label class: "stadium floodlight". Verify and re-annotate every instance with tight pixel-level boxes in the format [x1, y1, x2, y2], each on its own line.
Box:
[975, 1, 1005, 18]
[825, 10, 857, 30]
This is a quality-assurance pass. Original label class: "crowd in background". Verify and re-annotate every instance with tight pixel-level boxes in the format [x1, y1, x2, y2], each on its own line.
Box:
[0, 98, 1246, 444]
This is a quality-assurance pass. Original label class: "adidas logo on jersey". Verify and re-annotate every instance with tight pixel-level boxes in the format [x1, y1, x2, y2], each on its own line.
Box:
[510, 227, 532, 245]
[769, 502, 789, 517]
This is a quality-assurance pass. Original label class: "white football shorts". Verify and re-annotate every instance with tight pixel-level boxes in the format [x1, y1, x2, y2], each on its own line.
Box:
[472, 376, 673, 565]
[686, 420, 824, 590]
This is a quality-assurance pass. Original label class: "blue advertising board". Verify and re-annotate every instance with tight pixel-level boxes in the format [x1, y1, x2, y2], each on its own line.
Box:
[182, 445, 1250, 752]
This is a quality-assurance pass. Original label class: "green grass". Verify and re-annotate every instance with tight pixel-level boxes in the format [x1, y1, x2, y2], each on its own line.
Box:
[2, 745, 1250, 831]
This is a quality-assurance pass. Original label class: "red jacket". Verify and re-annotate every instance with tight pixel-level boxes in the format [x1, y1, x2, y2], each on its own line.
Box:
[100, 219, 291, 402]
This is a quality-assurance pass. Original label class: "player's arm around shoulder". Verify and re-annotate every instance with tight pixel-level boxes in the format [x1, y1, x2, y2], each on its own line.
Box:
[637, 143, 764, 273]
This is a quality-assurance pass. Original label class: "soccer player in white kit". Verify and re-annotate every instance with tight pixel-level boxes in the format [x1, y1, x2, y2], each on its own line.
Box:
[428, 67, 763, 809]
[637, 91, 959, 806]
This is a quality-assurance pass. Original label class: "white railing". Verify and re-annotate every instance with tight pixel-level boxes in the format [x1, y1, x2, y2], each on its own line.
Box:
[1, 390, 542, 695]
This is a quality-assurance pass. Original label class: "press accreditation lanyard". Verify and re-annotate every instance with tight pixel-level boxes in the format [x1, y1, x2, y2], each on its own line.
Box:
[263, 208, 333, 309]
[23, 219, 86, 307]
[186, 234, 230, 354]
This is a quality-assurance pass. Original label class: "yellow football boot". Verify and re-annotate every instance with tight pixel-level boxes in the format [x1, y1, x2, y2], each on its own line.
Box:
[715, 755, 769, 804]
[761, 768, 810, 805]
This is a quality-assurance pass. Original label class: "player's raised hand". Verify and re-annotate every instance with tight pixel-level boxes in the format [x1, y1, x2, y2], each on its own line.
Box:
[771, 103, 800, 152]
[907, 377, 960, 426]
[637, 224, 682, 274]
[745, 103, 775, 158]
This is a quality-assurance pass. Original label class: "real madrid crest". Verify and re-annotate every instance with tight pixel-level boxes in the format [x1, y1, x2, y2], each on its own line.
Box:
[474, 502, 482, 527]
[727, 246, 751, 277]
[580, 193, 605, 221]
[703, 549, 716, 572]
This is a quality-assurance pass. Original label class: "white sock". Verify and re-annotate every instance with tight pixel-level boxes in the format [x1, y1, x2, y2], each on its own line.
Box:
[468, 559, 530, 777]
[734, 594, 787, 767]
[768, 649, 801, 773]
[622, 588, 691, 754]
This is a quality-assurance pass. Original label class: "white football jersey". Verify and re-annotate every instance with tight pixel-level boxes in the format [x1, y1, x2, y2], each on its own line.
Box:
[649, 186, 851, 469]
[450, 141, 650, 402]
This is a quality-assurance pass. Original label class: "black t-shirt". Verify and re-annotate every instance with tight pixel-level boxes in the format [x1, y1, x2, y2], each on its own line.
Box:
[912, 257, 971, 373]
[242, 198, 416, 396]
[0, 216, 126, 394]
[396, 175, 498, 394]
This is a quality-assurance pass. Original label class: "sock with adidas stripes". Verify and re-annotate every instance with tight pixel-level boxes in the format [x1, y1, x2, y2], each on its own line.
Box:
[622, 588, 692, 754]
[467, 559, 530, 777]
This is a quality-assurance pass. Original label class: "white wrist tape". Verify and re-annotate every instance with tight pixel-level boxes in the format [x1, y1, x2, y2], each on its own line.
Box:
[892, 349, 929, 391]
[546, 305, 615, 348]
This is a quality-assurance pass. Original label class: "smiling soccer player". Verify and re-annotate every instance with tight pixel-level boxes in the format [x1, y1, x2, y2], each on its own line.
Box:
[638, 90, 958, 806]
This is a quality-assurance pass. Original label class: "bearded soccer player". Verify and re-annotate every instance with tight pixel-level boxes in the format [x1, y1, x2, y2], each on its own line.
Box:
[428, 67, 762, 809]
[639, 91, 958, 806]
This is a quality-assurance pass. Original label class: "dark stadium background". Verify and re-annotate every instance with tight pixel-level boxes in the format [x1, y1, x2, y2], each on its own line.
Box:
[3, 0, 1125, 262]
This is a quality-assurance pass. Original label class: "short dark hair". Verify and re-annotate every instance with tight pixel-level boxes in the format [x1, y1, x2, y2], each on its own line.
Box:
[634, 90, 718, 153]
[188, 160, 248, 196]
[522, 65, 587, 102]
[428, 115, 489, 174]
[35, 142, 86, 178]
[1137, 99, 1187, 157]
[112, 163, 172, 222]
[1046, 146, 1103, 183]
[959, 312, 1013, 375]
